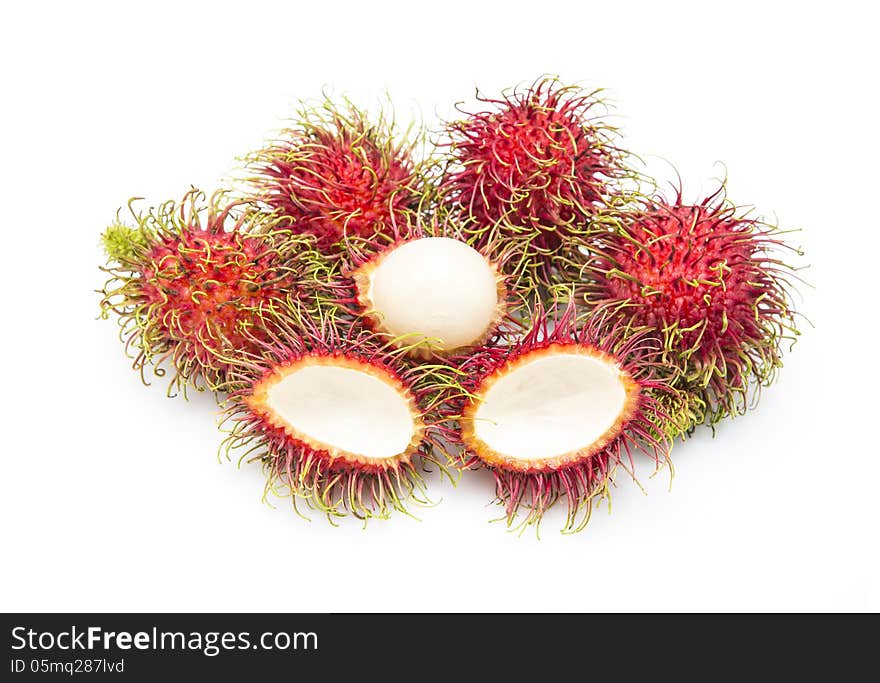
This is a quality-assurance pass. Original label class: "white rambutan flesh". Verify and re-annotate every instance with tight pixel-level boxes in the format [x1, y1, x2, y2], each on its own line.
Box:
[250, 357, 421, 462]
[355, 237, 504, 354]
[463, 345, 640, 470]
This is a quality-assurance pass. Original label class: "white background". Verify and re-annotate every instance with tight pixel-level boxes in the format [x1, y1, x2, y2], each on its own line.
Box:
[2, 1, 877, 612]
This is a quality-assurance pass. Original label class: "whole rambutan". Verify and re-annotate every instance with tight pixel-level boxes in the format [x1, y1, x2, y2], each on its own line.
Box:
[440, 76, 630, 288]
[246, 97, 425, 256]
[447, 301, 677, 533]
[220, 306, 458, 523]
[99, 189, 324, 396]
[564, 184, 802, 428]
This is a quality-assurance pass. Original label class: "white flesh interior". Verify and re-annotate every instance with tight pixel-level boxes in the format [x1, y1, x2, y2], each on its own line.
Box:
[265, 365, 415, 459]
[473, 353, 628, 461]
[368, 237, 499, 350]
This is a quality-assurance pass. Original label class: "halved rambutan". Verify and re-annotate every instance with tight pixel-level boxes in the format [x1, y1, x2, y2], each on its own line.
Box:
[346, 233, 508, 358]
[564, 184, 802, 427]
[448, 302, 676, 533]
[99, 189, 323, 396]
[440, 76, 629, 287]
[246, 97, 425, 256]
[220, 308, 457, 522]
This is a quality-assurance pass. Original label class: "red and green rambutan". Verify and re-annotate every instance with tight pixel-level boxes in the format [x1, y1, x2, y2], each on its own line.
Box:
[99, 188, 325, 396]
[440, 76, 632, 289]
[246, 96, 427, 257]
[219, 305, 458, 523]
[562, 183, 802, 429]
[446, 301, 677, 534]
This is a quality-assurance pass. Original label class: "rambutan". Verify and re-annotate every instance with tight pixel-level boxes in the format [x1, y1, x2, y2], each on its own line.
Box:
[99, 189, 323, 396]
[345, 231, 509, 358]
[564, 184, 801, 427]
[246, 97, 425, 256]
[447, 302, 676, 533]
[440, 76, 629, 287]
[220, 307, 457, 522]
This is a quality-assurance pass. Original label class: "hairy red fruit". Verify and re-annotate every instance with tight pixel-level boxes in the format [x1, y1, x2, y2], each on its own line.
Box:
[570, 186, 801, 426]
[140, 231, 285, 354]
[441, 77, 627, 284]
[248, 99, 422, 254]
[99, 189, 321, 396]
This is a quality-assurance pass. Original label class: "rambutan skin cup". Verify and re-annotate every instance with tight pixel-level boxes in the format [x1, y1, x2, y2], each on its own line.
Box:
[245, 354, 425, 472]
[460, 343, 641, 472]
[220, 308, 459, 522]
[450, 303, 679, 533]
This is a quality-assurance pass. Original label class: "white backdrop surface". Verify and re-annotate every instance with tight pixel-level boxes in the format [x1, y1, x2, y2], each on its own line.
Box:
[1, 0, 876, 612]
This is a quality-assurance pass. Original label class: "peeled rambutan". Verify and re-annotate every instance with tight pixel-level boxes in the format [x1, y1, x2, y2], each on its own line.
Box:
[344, 230, 509, 358]
[220, 306, 457, 523]
[99, 189, 323, 396]
[440, 76, 629, 287]
[447, 301, 676, 533]
[246, 97, 424, 256]
[564, 184, 801, 427]
[310, 211, 510, 358]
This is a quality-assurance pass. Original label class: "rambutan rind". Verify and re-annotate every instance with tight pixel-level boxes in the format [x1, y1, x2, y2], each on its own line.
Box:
[98, 188, 326, 396]
[245, 96, 429, 257]
[446, 301, 678, 534]
[219, 306, 460, 523]
[439, 76, 635, 292]
[559, 183, 803, 429]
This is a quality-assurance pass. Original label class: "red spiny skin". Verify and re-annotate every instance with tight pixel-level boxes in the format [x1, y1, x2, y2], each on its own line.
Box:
[584, 192, 798, 422]
[254, 121, 418, 251]
[604, 203, 761, 356]
[444, 79, 618, 253]
[139, 229, 290, 368]
[447, 302, 675, 533]
[220, 313, 459, 522]
[100, 191, 320, 396]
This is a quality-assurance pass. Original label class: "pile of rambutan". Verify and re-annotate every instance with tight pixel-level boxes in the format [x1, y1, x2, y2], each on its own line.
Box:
[97, 79, 803, 534]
